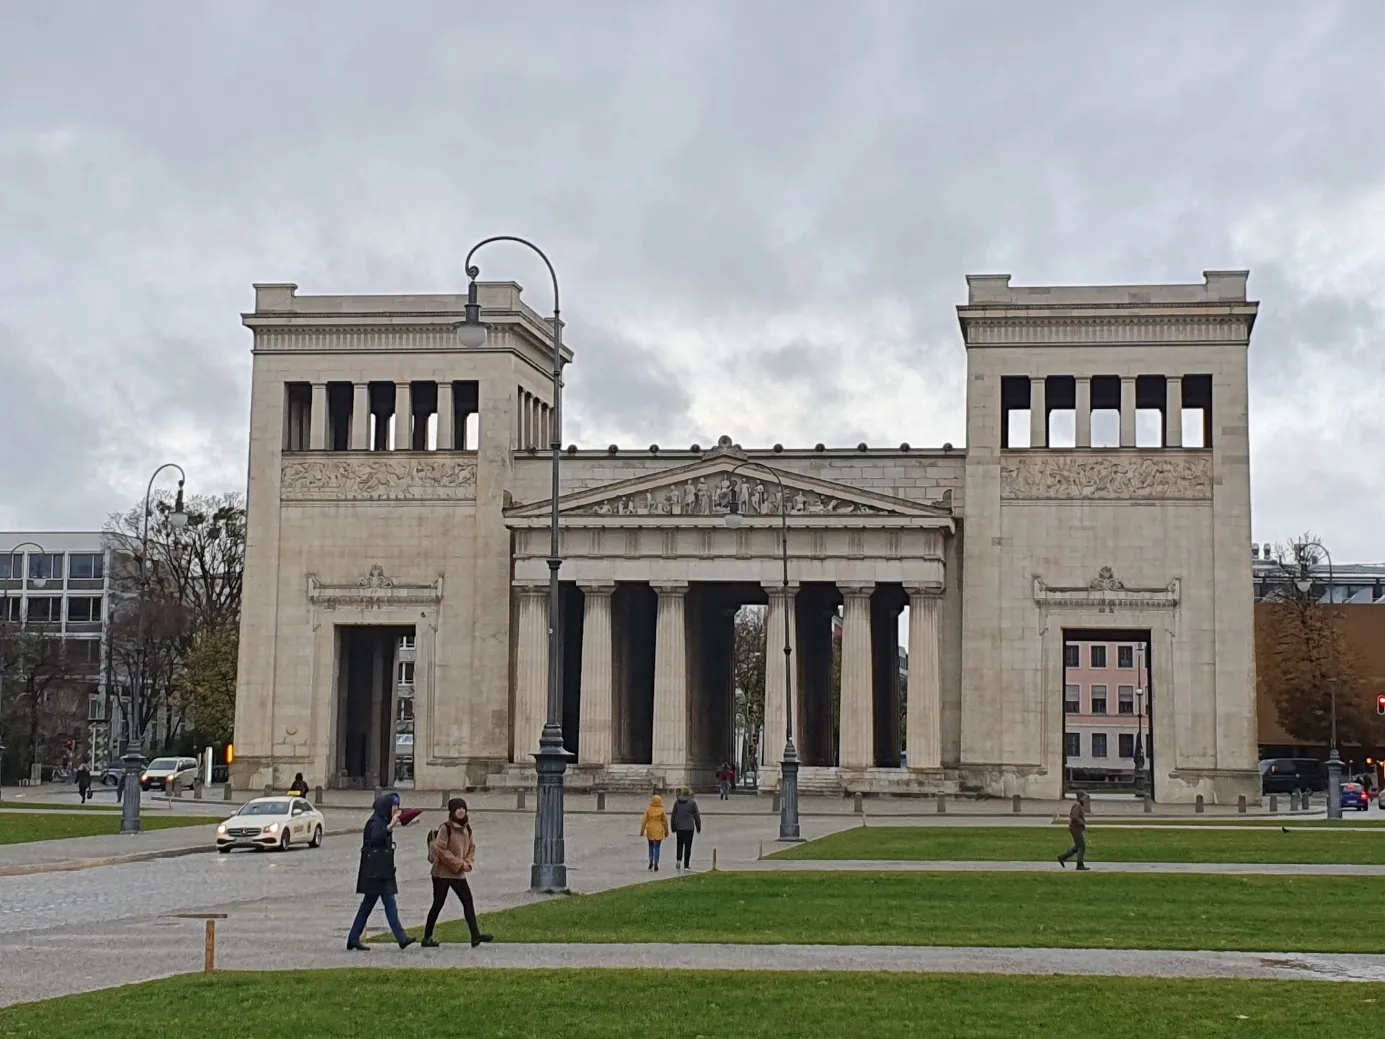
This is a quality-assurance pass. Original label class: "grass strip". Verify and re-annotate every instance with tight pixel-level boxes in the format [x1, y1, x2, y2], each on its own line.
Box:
[0, 813, 219, 845]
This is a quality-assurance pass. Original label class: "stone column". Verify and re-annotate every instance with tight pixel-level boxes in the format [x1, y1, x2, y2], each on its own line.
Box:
[651, 582, 689, 782]
[350, 383, 370, 450]
[1029, 376, 1046, 448]
[578, 584, 615, 767]
[838, 583, 875, 769]
[1165, 376, 1182, 448]
[1075, 376, 1091, 448]
[905, 586, 943, 770]
[309, 383, 328, 450]
[437, 380, 455, 450]
[513, 585, 549, 762]
[395, 382, 412, 450]
[1119, 376, 1137, 448]
[762, 583, 798, 785]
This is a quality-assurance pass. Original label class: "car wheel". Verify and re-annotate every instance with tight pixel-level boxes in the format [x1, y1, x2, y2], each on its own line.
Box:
[279, 830, 291, 852]
[309, 825, 323, 849]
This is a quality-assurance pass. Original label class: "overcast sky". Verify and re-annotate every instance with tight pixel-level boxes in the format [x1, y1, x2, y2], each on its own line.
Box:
[1, 1, 1381, 561]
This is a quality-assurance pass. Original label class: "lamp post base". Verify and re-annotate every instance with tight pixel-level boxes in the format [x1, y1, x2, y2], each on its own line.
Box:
[1326, 750, 1344, 820]
[120, 752, 145, 834]
[777, 752, 803, 843]
[530, 738, 574, 893]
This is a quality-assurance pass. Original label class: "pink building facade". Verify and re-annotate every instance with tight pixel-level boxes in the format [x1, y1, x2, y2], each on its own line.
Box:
[1063, 639, 1151, 776]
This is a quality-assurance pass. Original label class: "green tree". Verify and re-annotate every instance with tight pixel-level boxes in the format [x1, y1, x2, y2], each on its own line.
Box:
[175, 625, 239, 745]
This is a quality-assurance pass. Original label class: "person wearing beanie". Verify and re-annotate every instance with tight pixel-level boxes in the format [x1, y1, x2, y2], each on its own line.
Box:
[422, 798, 493, 948]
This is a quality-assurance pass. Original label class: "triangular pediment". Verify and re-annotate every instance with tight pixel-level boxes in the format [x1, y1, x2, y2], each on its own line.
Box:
[505, 455, 953, 521]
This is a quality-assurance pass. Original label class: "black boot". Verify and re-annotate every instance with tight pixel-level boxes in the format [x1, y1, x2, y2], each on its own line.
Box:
[421, 936, 440, 948]
[346, 941, 370, 952]
[398, 936, 417, 950]
[471, 932, 493, 948]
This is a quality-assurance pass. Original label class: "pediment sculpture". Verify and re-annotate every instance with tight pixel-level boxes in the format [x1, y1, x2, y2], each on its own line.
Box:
[580, 475, 890, 518]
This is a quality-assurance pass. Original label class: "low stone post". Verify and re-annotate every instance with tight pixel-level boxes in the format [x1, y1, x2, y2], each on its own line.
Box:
[853, 792, 864, 814]
[936, 794, 947, 814]
[1142, 794, 1153, 813]
[1289, 791, 1299, 811]
[596, 791, 606, 811]
[1195, 794, 1205, 814]
[263, 783, 272, 797]
[314, 786, 324, 805]
[516, 789, 526, 810]
[1269, 794, 1278, 813]
[223, 784, 232, 801]
[1012, 794, 1021, 814]
[1237, 795, 1247, 814]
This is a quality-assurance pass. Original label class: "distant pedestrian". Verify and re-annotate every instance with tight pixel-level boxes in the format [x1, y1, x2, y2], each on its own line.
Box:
[640, 793, 669, 871]
[346, 793, 416, 951]
[75, 764, 92, 804]
[421, 798, 493, 949]
[716, 763, 733, 800]
[671, 788, 702, 870]
[1058, 793, 1090, 871]
[287, 773, 310, 797]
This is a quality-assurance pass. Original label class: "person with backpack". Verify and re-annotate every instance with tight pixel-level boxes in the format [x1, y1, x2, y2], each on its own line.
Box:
[640, 793, 669, 871]
[671, 787, 702, 870]
[421, 798, 493, 948]
[346, 793, 416, 951]
[287, 772, 310, 797]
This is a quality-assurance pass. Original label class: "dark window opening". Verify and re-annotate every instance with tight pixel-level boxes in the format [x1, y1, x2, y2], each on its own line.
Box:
[1046, 375, 1076, 448]
[1118, 733, 1135, 758]
[69, 553, 104, 580]
[410, 381, 437, 451]
[1090, 685, 1108, 714]
[1000, 376, 1031, 449]
[1118, 645, 1134, 669]
[327, 382, 354, 451]
[1090, 375, 1121, 447]
[284, 382, 312, 451]
[1182, 374, 1213, 449]
[1134, 375, 1166, 448]
[29, 553, 64, 581]
[1065, 732, 1081, 758]
[1090, 644, 1107, 669]
[67, 596, 103, 622]
[368, 382, 396, 451]
[453, 381, 480, 450]
[1064, 643, 1080, 668]
[1091, 733, 1108, 758]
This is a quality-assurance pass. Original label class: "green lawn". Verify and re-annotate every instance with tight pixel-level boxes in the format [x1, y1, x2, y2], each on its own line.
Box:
[429, 871, 1385, 952]
[1074, 817, 1385, 827]
[2, 970, 1381, 1038]
[0, 813, 220, 845]
[770, 824, 1385, 863]
[0, 802, 123, 812]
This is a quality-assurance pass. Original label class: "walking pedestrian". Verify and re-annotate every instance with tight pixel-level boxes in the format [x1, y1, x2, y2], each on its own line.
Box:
[346, 793, 416, 951]
[1058, 792, 1090, 871]
[640, 793, 669, 871]
[421, 798, 493, 949]
[287, 772, 310, 797]
[716, 762, 733, 800]
[671, 787, 701, 870]
[74, 763, 92, 804]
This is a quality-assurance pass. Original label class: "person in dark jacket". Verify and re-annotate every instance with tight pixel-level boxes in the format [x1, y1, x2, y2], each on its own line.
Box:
[75, 764, 92, 803]
[287, 773, 309, 797]
[670, 788, 701, 871]
[346, 793, 415, 951]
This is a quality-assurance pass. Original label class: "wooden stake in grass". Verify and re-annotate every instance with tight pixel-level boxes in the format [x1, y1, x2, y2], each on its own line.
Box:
[712, 848, 718, 871]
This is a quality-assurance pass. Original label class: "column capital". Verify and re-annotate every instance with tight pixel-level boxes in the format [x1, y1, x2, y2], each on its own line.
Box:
[764, 581, 801, 599]
[514, 581, 549, 596]
[650, 580, 689, 596]
[904, 582, 944, 598]
[578, 581, 617, 596]
[837, 581, 875, 598]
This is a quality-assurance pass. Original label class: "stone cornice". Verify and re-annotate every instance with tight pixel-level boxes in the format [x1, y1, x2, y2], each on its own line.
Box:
[960, 313, 1253, 347]
[308, 565, 443, 609]
[1033, 567, 1179, 615]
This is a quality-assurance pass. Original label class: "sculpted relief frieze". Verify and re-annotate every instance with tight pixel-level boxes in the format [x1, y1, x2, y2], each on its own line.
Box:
[281, 455, 477, 503]
[1000, 453, 1212, 501]
[575, 476, 890, 518]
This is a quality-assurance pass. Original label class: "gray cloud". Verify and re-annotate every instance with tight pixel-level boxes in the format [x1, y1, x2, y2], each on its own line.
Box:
[1, 0, 1382, 560]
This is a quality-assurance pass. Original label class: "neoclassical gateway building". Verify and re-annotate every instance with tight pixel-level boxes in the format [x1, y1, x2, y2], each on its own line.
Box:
[231, 271, 1260, 804]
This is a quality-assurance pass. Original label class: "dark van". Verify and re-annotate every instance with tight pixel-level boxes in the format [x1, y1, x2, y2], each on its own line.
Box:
[1259, 758, 1327, 794]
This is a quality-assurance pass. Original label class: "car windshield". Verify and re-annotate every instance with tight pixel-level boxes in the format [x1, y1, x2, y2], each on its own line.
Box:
[239, 801, 290, 816]
[147, 758, 178, 770]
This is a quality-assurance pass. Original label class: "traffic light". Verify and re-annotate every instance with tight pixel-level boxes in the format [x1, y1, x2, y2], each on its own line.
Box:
[1377, 694, 1385, 716]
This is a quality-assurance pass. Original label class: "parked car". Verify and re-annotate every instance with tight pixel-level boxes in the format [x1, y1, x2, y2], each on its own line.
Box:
[100, 763, 124, 787]
[140, 756, 200, 792]
[1259, 757, 1327, 794]
[216, 796, 324, 853]
[1341, 783, 1370, 811]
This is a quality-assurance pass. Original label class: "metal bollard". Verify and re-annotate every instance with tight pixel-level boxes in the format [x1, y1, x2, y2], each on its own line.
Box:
[853, 792, 864, 814]
[1143, 794, 1153, 813]
[1238, 795, 1247, 814]
[1269, 794, 1278, 814]
[1195, 794, 1205, 814]
[937, 794, 947, 814]
[516, 789, 526, 810]
[1012, 794, 1022, 814]
[596, 791, 606, 811]
[193, 780, 203, 801]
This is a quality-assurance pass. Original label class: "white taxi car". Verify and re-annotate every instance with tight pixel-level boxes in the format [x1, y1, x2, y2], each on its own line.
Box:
[216, 796, 325, 853]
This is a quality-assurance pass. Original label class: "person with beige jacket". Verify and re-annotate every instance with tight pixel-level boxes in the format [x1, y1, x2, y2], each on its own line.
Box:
[421, 798, 493, 948]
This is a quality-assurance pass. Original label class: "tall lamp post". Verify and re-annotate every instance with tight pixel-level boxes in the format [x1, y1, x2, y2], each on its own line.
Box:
[1132, 644, 1149, 799]
[0, 541, 50, 799]
[458, 237, 572, 892]
[1292, 540, 1341, 819]
[121, 465, 189, 836]
[724, 462, 802, 843]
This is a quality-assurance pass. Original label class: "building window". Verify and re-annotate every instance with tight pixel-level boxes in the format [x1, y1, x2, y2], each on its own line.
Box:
[67, 596, 103, 623]
[1064, 732, 1081, 758]
[1118, 645, 1134, 669]
[398, 660, 415, 687]
[399, 635, 416, 651]
[1064, 644, 1080, 668]
[69, 554, 105, 581]
[25, 597, 63, 623]
[1090, 685, 1108, 714]
[1118, 686, 1135, 714]
[66, 639, 101, 668]
[0, 553, 20, 581]
[1064, 685, 1080, 713]
[1090, 645, 1107, 669]
[28, 554, 65, 582]
[397, 697, 414, 721]
[1091, 733, 1108, 758]
[2, 597, 19, 622]
[88, 695, 106, 721]
[1118, 733, 1135, 758]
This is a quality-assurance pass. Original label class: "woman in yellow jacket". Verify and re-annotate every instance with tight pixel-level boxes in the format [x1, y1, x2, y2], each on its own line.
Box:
[640, 793, 669, 871]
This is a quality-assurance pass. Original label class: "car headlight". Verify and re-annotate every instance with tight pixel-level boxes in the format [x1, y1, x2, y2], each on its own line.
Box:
[217, 824, 227, 834]
[266, 823, 279, 833]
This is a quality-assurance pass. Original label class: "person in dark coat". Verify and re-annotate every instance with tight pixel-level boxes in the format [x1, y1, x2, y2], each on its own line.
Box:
[287, 773, 309, 797]
[346, 792, 415, 950]
[670, 788, 702, 871]
[74, 764, 92, 803]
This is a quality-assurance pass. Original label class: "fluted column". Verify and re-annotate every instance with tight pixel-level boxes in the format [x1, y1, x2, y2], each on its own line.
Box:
[762, 583, 798, 787]
[838, 583, 875, 769]
[1119, 376, 1137, 448]
[513, 585, 549, 762]
[651, 582, 689, 782]
[1165, 376, 1182, 449]
[578, 583, 615, 767]
[1029, 376, 1046, 448]
[309, 383, 328, 450]
[1075, 376, 1091, 448]
[395, 382, 412, 450]
[350, 383, 370, 450]
[437, 381, 455, 450]
[905, 586, 943, 770]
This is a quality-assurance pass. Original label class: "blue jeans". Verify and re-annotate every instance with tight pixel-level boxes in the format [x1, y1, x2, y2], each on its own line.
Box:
[348, 892, 409, 945]
[647, 839, 662, 865]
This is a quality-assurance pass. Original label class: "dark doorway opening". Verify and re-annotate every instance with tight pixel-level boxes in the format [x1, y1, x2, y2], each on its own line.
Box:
[1061, 626, 1154, 800]
[334, 624, 414, 789]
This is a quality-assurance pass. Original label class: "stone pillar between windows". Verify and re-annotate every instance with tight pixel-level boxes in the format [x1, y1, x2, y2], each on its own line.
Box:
[1119, 376, 1137, 448]
[905, 586, 943, 770]
[513, 585, 549, 762]
[309, 383, 328, 450]
[350, 383, 370, 450]
[1165, 376, 1182, 449]
[437, 382, 455, 450]
[838, 583, 875, 770]
[578, 584, 615, 767]
[1029, 377, 1047, 449]
[1075, 376, 1091, 448]
[651, 582, 689, 784]
[395, 382, 412, 451]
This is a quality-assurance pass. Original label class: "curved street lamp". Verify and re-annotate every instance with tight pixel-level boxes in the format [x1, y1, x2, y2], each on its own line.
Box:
[0, 540, 47, 800]
[723, 461, 802, 843]
[1289, 540, 1342, 818]
[458, 236, 572, 893]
